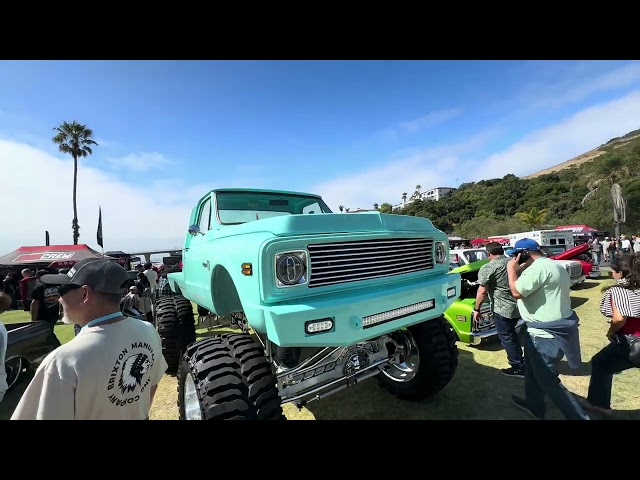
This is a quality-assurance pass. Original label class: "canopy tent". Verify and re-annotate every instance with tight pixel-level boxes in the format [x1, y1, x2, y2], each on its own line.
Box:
[470, 238, 489, 246]
[448, 236, 469, 247]
[487, 236, 511, 245]
[0, 244, 117, 270]
[555, 224, 608, 237]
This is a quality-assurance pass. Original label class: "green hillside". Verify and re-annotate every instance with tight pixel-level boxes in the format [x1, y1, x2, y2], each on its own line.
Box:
[383, 129, 640, 239]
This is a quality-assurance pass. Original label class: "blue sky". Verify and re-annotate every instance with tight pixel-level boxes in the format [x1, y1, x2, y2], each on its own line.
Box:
[1, 60, 640, 255]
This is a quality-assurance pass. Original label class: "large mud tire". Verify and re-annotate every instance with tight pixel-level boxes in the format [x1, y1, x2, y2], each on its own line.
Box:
[155, 295, 196, 371]
[377, 315, 458, 400]
[177, 333, 285, 420]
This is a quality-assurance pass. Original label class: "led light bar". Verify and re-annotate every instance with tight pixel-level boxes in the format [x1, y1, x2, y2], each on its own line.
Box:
[362, 299, 435, 329]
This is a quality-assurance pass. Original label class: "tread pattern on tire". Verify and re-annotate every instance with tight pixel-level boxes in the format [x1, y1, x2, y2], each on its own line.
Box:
[377, 315, 459, 400]
[156, 295, 196, 371]
[177, 333, 285, 420]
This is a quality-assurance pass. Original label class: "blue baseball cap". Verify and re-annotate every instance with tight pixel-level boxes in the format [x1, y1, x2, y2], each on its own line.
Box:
[505, 238, 541, 255]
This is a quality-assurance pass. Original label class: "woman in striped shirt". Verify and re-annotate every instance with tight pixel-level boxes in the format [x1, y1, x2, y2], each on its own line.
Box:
[579, 253, 640, 416]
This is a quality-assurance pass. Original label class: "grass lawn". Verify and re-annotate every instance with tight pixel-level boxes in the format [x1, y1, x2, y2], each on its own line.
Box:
[3, 276, 639, 420]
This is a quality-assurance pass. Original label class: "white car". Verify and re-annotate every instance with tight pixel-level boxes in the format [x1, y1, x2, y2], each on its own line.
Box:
[449, 248, 489, 268]
[450, 247, 585, 288]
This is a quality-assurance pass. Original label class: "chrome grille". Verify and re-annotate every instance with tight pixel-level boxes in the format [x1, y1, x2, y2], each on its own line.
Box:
[307, 238, 434, 288]
[569, 264, 583, 278]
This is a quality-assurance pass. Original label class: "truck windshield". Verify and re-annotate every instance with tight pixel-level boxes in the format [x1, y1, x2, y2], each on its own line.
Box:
[215, 191, 333, 224]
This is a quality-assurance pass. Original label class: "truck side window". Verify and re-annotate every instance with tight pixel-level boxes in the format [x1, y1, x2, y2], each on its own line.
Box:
[199, 197, 212, 232]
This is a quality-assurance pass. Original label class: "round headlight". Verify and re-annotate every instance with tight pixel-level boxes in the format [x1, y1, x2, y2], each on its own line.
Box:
[435, 242, 447, 264]
[276, 253, 307, 286]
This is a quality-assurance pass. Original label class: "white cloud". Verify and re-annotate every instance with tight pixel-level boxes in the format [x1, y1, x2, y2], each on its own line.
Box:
[0, 140, 209, 257]
[94, 138, 120, 149]
[379, 108, 462, 140]
[311, 130, 496, 211]
[520, 61, 640, 110]
[478, 90, 640, 178]
[105, 152, 173, 172]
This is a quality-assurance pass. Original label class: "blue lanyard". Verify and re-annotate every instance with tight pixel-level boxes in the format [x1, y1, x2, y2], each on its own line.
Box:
[81, 312, 123, 332]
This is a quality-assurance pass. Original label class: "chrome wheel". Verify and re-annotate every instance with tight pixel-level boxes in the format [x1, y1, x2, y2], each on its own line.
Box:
[380, 330, 420, 382]
[183, 373, 202, 420]
[5, 357, 24, 390]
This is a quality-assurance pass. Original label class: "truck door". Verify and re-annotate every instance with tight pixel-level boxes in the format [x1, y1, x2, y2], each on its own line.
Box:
[183, 194, 214, 308]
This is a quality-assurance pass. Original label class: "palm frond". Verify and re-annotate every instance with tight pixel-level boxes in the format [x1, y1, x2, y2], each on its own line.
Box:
[581, 187, 600, 206]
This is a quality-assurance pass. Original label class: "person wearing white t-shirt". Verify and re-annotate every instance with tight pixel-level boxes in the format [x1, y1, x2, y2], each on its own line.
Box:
[11, 258, 168, 420]
[143, 263, 159, 313]
[143, 263, 158, 291]
[620, 235, 632, 254]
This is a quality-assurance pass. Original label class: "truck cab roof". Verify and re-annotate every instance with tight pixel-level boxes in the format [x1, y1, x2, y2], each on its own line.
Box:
[208, 188, 322, 198]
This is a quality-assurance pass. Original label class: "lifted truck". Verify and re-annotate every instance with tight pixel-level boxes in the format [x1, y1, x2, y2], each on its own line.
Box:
[159, 188, 461, 420]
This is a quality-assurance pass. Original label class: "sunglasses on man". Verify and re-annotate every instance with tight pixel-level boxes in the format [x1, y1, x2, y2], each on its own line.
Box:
[57, 284, 83, 297]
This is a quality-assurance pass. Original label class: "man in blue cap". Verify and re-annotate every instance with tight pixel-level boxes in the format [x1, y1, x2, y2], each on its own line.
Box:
[505, 238, 590, 420]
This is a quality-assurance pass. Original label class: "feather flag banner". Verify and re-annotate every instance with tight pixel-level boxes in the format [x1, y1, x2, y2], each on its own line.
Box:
[97, 206, 104, 249]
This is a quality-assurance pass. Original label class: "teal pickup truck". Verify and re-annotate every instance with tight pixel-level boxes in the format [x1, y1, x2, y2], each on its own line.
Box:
[158, 188, 461, 420]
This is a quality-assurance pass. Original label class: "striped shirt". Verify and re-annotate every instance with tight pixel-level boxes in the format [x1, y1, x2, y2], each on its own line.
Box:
[599, 282, 640, 335]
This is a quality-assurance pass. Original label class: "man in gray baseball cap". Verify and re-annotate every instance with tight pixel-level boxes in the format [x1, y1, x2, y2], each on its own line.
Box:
[11, 257, 168, 420]
[41, 258, 129, 296]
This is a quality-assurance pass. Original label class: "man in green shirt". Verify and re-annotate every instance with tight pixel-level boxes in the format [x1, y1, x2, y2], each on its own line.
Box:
[506, 238, 589, 420]
[474, 242, 523, 378]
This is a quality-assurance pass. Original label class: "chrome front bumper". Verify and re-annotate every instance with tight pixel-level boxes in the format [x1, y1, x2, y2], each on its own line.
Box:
[468, 326, 498, 345]
[570, 274, 587, 286]
[468, 318, 526, 345]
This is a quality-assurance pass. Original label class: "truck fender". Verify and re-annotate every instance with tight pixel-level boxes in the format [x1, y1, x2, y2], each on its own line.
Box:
[212, 265, 243, 316]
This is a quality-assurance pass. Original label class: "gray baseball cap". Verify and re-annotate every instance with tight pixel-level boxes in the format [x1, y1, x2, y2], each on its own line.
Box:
[41, 258, 129, 295]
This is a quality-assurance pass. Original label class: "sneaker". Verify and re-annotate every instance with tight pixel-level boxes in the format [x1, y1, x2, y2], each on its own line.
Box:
[501, 367, 525, 379]
[512, 395, 544, 420]
[573, 395, 613, 417]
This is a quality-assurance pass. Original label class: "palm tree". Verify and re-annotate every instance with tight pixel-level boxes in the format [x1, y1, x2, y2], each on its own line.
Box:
[52, 121, 98, 245]
[415, 185, 421, 194]
[581, 153, 630, 238]
[373, 203, 379, 210]
[338, 205, 344, 213]
[401, 192, 407, 203]
[514, 207, 548, 230]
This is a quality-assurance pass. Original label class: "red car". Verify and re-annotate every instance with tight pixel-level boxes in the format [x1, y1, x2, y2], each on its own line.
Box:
[546, 243, 600, 278]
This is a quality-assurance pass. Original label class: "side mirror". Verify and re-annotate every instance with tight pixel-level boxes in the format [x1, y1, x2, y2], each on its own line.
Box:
[188, 224, 204, 236]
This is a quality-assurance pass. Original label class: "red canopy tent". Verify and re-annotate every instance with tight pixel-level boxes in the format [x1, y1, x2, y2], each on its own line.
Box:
[470, 238, 489, 246]
[487, 236, 511, 245]
[555, 224, 608, 239]
[0, 244, 117, 270]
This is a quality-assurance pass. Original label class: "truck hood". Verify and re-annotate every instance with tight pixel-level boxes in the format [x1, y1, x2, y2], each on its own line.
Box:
[216, 212, 440, 238]
[550, 243, 590, 260]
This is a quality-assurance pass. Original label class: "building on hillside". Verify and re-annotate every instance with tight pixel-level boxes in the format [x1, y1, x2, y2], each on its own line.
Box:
[392, 186, 457, 211]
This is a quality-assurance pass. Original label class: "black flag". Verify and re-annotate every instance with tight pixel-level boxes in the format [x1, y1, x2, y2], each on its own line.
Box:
[97, 206, 103, 248]
[45, 230, 50, 246]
